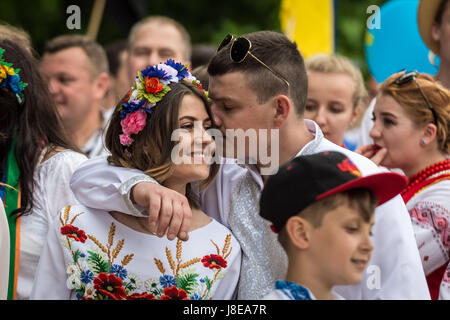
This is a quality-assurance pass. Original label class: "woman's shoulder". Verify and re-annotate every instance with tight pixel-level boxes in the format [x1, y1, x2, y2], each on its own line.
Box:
[408, 178, 450, 211]
[35, 149, 87, 183]
[39, 148, 87, 167]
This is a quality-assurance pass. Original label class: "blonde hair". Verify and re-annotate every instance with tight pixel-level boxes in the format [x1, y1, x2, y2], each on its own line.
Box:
[380, 72, 450, 154]
[305, 54, 368, 110]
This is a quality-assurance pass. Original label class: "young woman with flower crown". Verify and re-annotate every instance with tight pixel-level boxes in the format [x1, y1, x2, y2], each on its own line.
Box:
[30, 60, 241, 300]
[0, 40, 87, 300]
[359, 71, 450, 300]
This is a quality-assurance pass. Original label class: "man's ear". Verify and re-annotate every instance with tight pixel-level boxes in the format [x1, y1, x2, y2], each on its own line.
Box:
[285, 216, 311, 250]
[93, 72, 110, 101]
[273, 94, 292, 128]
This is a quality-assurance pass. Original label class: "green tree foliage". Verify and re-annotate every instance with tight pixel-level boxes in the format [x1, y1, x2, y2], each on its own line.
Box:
[0, 0, 387, 79]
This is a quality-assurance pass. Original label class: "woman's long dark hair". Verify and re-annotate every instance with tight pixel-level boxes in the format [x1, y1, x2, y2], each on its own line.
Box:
[0, 39, 77, 217]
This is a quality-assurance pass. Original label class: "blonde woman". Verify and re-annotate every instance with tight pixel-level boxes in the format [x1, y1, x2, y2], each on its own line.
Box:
[304, 54, 368, 149]
[363, 71, 450, 299]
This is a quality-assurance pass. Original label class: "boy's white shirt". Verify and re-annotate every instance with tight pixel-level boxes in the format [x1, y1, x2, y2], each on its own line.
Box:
[70, 119, 431, 300]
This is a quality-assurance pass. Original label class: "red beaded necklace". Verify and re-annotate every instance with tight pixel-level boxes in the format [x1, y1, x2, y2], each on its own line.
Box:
[401, 158, 450, 197]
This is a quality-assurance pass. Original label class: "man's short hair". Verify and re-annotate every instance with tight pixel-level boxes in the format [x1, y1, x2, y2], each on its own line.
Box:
[128, 16, 191, 61]
[44, 34, 109, 77]
[207, 31, 308, 116]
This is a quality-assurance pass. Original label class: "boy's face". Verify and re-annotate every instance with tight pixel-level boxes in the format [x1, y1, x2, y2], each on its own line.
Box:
[308, 204, 375, 286]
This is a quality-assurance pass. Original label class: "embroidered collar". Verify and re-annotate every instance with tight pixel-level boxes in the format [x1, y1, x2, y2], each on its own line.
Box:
[275, 280, 314, 300]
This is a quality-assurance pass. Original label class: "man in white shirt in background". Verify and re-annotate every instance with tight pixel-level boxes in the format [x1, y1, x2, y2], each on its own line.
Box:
[70, 31, 430, 299]
[41, 35, 110, 158]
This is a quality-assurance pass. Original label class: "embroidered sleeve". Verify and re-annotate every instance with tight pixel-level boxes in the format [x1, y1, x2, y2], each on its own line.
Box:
[119, 175, 159, 217]
[409, 201, 450, 258]
[439, 262, 450, 300]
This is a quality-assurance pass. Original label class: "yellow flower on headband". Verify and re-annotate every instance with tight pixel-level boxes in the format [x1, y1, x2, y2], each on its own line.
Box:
[0, 65, 6, 81]
[3, 65, 15, 76]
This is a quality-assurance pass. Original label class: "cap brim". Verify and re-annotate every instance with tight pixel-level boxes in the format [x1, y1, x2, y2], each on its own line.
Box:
[316, 172, 408, 206]
[417, 0, 441, 55]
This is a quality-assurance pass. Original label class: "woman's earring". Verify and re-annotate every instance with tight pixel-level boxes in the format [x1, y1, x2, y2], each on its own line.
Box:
[421, 139, 427, 146]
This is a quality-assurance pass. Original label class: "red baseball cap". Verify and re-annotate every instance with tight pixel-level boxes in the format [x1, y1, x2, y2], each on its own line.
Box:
[260, 151, 408, 232]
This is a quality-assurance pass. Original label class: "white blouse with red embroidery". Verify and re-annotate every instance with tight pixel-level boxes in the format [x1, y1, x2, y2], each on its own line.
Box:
[404, 171, 450, 300]
[30, 205, 241, 300]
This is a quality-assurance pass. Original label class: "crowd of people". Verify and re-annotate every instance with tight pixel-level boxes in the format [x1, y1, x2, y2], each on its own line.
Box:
[0, 0, 449, 301]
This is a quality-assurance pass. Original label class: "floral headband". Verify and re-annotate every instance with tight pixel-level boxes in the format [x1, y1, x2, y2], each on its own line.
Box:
[0, 47, 28, 104]
[118, 59, 205, 147]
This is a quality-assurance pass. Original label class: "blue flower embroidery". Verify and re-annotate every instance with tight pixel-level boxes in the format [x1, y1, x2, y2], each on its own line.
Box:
[159, 275, 177, 288]
[80, 270, 94, 284]
[275, 280, 313, 300]
[110, 264, 128, 280]
[190, 293, 202, 300]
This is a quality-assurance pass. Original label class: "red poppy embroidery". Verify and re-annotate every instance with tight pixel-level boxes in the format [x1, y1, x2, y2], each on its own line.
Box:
[93, 272, 127, 300]
[160, 286, 188, 300]
[127, 292, 156, 300]
[201, 254, 227, 269]
[60, 224, 87, 243]
[145, 76, 163, 94]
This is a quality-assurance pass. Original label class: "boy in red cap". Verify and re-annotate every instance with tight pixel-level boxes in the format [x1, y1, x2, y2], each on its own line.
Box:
[260, 151, 407, 300]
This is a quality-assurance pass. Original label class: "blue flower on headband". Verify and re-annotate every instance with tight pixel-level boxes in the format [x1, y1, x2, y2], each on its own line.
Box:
[8, 74, 22, 93]
[141, 65, 167, 80]
[166, 59, 190, 80]
[119, 100, 147, 119]
[0, 47, 28, 103]
[118, 59, 205, 147]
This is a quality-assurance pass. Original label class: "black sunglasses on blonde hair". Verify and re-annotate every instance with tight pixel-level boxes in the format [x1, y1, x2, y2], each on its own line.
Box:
[393, 70, 438, 125]
[217, 34, 290, 90]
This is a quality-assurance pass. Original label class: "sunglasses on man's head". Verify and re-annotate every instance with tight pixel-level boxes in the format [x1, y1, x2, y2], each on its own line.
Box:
[393, 70, 438, 125]
[217, 34, 290, 89]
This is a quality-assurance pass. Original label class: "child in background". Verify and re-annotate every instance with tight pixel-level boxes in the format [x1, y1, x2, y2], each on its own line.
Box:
[260, 151, 407, 300]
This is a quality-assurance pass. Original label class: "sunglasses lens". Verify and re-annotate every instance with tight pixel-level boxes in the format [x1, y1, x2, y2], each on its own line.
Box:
[217, 34, 233, 52]
[230, 37, 250, 62]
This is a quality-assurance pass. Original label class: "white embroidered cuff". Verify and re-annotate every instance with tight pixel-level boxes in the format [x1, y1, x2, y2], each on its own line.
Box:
[119, 175, 159, 217]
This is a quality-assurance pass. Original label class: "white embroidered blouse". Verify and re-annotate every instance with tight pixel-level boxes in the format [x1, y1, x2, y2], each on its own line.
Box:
[17, 150, 87, 300]
[30, 205, 241, 300]
[405, 175, 450, 300]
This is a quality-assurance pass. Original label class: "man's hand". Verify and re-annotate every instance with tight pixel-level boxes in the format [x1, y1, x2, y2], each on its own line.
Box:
[355, 144, 387, 166]
[131, 182, 192, 241]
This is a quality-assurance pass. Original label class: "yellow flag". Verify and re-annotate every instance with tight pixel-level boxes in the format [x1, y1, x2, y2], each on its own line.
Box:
[280, 0, 335, 58]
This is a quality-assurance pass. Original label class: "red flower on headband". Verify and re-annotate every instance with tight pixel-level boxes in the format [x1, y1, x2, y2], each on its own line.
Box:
[145, 76, 163, 94]
[124, 89, 133, 103]
[60, 224, 87, 243]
